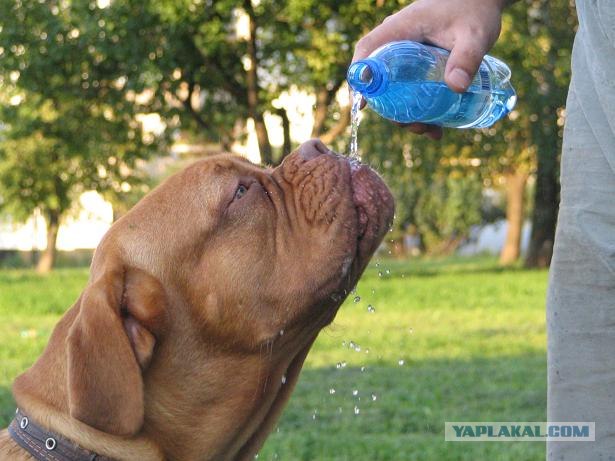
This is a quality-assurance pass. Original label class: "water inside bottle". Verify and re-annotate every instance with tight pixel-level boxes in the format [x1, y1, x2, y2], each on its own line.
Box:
[366, 81, 515, 128]
[349, 91, 363, 161]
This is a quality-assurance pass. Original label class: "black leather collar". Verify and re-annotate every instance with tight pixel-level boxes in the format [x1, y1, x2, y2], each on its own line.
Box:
[8, 409, 114, 461]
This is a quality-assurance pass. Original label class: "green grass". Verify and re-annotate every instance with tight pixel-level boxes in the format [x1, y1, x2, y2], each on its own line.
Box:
[0, 257, 548, 460]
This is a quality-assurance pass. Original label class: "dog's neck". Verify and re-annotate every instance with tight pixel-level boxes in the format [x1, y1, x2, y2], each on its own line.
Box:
[139, 314, 317, 461]
[10, 301, 317, 461]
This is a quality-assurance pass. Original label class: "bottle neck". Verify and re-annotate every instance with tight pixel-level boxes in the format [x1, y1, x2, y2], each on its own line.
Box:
[347, 58, 388, 97]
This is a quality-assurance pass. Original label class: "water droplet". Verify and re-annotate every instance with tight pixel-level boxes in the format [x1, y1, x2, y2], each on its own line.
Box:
[353, 296, 361, 303]
[378, 271, 383, 277]
[354, 406, 360, 415]
[408, 328, 414, 334]
[279, 329, 284, 336]
[385, 269, 391, 275]
[336, 361, 347, 369]
[281, 375, 286, 384]
[375, 262, 381, 268]
[371, 288, 375, 295]
[329, 388, 336, 395]
[365, 348, 370, 354]
[360, 366, 366, 372]
[398, 359, 405, 366]
[342, 340, 347, 347]
[312, 410, 317, 420]
[367, 304, 375, 313]
[371, 393, 377, 401]
[352, 389, 359, 396]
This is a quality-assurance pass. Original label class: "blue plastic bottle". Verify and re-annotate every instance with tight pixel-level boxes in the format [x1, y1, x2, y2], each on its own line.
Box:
[347, 41, 516, 128]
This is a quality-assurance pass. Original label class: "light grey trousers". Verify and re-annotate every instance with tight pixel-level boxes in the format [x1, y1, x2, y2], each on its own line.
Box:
[547, 55, 615, 461]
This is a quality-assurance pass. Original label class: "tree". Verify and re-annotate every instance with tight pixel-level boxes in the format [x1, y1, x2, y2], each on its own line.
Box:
[0, 0, 163, 272]
[502, 0, 576, 267]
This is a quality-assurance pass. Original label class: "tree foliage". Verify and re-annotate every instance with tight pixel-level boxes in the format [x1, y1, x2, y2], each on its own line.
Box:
[0, 0, 164, 271]
[0, 0, 578, 267]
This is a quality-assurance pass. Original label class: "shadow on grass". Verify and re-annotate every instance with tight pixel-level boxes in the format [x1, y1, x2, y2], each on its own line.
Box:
[260, 352, 546, 461]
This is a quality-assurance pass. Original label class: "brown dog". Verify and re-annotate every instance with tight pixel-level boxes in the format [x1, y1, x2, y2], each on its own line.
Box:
[0, 140, 394, 461]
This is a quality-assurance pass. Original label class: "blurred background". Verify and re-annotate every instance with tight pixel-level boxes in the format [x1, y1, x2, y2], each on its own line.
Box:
[0, 0, 576, 460]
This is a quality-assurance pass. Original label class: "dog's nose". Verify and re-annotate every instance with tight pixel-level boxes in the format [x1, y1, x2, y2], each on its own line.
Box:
[298, 139, 330, 161]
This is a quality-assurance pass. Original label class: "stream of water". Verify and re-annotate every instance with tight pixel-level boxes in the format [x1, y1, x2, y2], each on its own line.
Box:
[349, 90, 363, 161]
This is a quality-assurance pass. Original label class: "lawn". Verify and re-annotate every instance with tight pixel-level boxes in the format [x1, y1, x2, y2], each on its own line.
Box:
[0, 256, 548, 460]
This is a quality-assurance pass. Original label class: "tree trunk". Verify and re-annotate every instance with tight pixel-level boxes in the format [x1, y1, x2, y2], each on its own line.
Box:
[500, 170, 528, 265]
[311, 81, 344, 138]
[525, 148, 559, 268]
[36, 209, 60, 274]
[311, 88, 331, 138]
[275, 107, 292, 163]
[524, 0, 561, 268]
[244, 0, 273, 165]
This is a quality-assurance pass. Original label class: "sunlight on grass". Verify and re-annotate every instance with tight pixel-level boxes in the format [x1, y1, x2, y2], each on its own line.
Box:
[0, 257, 547, 460]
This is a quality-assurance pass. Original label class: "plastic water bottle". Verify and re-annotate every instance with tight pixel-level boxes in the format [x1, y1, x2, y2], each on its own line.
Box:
[347, 41, 516, 128]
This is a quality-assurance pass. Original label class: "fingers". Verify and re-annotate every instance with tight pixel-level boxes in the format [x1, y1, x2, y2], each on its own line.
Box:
[444, 35, 493, 93]
[352, 6, 425, 63]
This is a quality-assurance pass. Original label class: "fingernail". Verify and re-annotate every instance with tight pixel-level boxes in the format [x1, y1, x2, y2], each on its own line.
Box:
[449, 68, 471, 91]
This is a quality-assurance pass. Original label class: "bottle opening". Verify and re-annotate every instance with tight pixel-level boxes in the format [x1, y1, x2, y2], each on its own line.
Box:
[359, 66, 373, 85]
[347, 59, 387, 97]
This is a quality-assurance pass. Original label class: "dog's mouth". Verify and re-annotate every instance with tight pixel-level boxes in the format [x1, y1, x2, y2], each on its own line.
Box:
[348, 158, 394, 254]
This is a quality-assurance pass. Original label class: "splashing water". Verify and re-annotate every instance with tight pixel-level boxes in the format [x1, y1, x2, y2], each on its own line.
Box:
[349, 91, 363, 161]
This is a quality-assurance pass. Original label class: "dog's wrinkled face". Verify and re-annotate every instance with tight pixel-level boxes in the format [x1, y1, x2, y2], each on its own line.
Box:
[12, 140, 394, 461]
[111, 139, 394, 353]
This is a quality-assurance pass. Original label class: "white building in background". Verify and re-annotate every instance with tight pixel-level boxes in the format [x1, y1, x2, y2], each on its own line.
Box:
[0, 192, 113, 251]
[457, 220, 532, 257]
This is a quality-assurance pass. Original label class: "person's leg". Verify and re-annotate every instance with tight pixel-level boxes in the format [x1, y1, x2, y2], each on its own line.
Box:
[547, 83, 615, 460]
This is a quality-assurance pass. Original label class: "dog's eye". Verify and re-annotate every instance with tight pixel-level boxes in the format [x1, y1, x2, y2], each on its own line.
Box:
[234, 184, 248, 200]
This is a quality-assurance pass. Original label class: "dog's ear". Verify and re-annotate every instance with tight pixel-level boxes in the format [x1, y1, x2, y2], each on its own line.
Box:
[67, 265, 166, 436]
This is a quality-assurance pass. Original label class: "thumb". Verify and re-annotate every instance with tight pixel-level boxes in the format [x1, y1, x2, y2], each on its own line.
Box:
[444, 36, 490, 93]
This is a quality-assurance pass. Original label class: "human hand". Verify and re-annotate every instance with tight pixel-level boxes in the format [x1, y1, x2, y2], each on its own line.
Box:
[352, 0, 507, 139]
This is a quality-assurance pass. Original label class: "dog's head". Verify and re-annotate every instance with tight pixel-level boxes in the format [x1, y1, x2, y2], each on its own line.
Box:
[19, 140, 394, 458]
